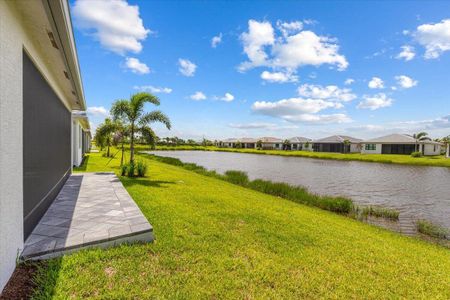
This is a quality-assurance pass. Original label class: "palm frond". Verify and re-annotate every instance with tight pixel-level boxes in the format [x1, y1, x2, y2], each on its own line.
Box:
[139, 110, 171, 130]
[131, 92, 160, 118]
[111, 100, 132, 121]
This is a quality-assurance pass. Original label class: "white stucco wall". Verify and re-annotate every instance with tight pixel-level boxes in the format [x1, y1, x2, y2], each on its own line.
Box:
[0, 2, 74, 291]
[350, 144, 361, 153]
[422, 144, 441, 156]
[360, 143, 382, 154]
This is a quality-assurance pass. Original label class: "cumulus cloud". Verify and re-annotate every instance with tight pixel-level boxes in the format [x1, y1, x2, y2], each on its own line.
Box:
[282, 113, 351, 124]
[229, 122, 298, 130]
[211, 33, 222, 48]
[368, 77, 384, 89]
[276, 20, 303, 37]
[87, 106, 109, 117]
[190, 91, 207, 101]
[357, 93, 393, 110]
[297, 84, 357, 102]
[395, 75, 418, 89]
[260, 70, 298, 83]
[133, 85, 172, 94]
[344, 78, 354, 85]
[178, 58, 197, 77]
[394, 115, 450, 130]
[72, 0, 150, 55]
[396, 45, 415, 61]
[415, 19, 450, 59]
[238, 19, 348, 72]
[124, 57, 150, 74]
[219, 92, 235, 102]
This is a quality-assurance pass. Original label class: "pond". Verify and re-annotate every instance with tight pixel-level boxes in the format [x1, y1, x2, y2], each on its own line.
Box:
[146, 150, 450, 233]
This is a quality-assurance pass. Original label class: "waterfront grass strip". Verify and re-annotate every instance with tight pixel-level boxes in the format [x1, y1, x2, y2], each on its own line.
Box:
[28, 150, 450, 299]
[149, 145, 450, 168]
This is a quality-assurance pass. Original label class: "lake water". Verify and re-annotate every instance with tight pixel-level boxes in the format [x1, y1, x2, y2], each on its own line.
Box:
[147, 150, 450, 233]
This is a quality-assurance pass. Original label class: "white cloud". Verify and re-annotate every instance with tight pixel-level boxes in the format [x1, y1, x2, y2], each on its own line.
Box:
[396, 45, 415, 61]
[415, 19, 450, 59]
[260, 70, 298, 83]
[394, 115, 450, 130]
[229, 122, 298, 130]
[283, 113, 351, 124]
[297, 84, 356, 102]
[239, 20, 348, 72]
[124, 57, 150, 74]
[87, 106, 109, 117]
[368, 77, 384, 89]
[190, 91, 206, 101]
[219, 92, 235, 102]
[178, 58, 197, 77]
[211, 33, 222, 48]
[72, 0, 150, 55]
[344, 78, 354, 85]
[357, 93, 393, 110]
[276, 20, 303, 37]
[133, 85, 172, 94]
[252, 98, 342, 115]
[395, 75, 418, 89]
[239, 20, 275, 71]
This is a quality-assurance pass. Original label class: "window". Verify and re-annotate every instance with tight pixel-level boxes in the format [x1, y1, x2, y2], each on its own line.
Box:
[275, 143, 279, 148]
[365, 144, 376, 151]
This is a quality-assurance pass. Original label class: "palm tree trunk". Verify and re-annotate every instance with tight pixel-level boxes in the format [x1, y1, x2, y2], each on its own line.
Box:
[120, 141, 124, 166]
[107, 145, 110, 157]
[130, 123, 135, 163]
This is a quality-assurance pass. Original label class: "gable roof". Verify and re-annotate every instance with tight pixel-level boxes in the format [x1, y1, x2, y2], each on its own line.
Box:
[363, 134, 443, 145]
[289, 136, 312, 143]
[314, 135, 362, 143]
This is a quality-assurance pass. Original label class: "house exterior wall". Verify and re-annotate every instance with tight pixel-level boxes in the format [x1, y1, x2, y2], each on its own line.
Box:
[360, 143, 382, 154]
[350, 144, 360, 153]
[422, 144, 441, 156]
[0, 1, 75, 291]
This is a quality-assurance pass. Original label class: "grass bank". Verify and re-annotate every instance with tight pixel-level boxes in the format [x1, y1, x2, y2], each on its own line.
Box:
[150, 145, 450, 167]
[29, 150, 450, 298]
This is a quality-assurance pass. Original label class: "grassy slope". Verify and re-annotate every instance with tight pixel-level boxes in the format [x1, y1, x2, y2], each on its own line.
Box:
[33, 151, 450, 299]
[151, 145, 450, 167]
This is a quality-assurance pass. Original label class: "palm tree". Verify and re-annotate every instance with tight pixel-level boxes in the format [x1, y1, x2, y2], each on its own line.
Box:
[413, 132, 429, 152]
[96, 118, 118, 157]
[256, 140, 262, 150]
[111, 92, 171, 163]
[283, 139, 291, 151]
[343, 139, 350, 154]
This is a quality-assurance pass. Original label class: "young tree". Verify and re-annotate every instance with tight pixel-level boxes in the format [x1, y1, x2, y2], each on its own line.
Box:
[111, 92, 171, 163]
[283, 139, 291, 151]
[413, 132, 429, 152]
[256, 139, 262, 150]
[96, 118, 118, 157]
[343, 139, 351, 154]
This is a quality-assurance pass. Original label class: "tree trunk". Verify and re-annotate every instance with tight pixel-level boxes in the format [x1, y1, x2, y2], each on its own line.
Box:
[107, 145, 110, 157]
[120, 142, 124, 166]
[130, 123, 135, 163]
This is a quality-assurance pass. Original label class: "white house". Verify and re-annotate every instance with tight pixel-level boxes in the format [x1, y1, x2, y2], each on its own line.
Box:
[361, 134, 443, 156]
[0, 0, 89, 291]
[72, 111, 91, 167]
[258, 137, 283, 150]
[289, 137, 313, 151]
[312, 135, 362, 153]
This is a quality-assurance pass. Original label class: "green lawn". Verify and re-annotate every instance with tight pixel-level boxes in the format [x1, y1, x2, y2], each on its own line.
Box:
[152, 145, 450, 167]
[32, 151, 450, 299]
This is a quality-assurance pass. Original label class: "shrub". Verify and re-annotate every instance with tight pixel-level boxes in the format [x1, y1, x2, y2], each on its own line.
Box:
[136, 160, 147, 177]
[417, 219, 448, 239]
[121, 164, 127, 176]
[411, 151, 422, 158]
[127, 162, 136, 177]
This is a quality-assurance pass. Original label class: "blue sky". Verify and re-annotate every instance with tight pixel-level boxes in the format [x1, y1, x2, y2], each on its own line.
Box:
[71, 0, 450, 140]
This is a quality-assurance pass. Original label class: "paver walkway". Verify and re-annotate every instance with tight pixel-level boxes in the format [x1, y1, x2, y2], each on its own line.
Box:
[22, 172, 153, 260]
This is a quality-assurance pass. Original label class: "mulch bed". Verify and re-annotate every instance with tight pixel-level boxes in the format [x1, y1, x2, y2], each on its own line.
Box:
[0, 263, 42, 300]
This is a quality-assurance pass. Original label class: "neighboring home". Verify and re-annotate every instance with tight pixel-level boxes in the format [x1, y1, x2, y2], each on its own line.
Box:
[72, 111, 91, 167]
[312, 135, 362, 153]
[361, 134, 443, 155]
[219, 138, 257, 149]
[289, 137, 313, 151]
[1, 0, 90, 291]
[259, 137, 283, 150]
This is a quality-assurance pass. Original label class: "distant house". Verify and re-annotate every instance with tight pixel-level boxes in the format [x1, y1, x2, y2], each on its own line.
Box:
[312, 135, 362, 153]
[361, 134, 443, 155]
[220, 138, 238, 148]
[1, 0, 90, 291]
[259, 137, 283, 150]
[240, 137, 257, 149]
[289, 137, 313, 151]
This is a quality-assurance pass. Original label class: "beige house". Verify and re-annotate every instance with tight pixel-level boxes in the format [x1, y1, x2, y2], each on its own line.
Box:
[289, 137, 313, 151]
[361, 134, 443, 156]
[312, 135, 362, 153]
